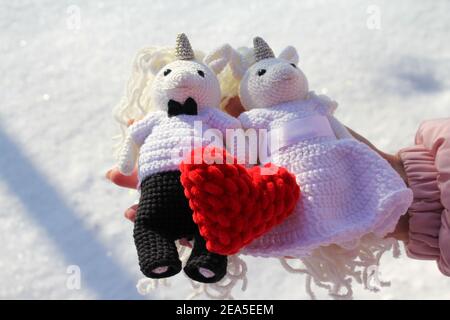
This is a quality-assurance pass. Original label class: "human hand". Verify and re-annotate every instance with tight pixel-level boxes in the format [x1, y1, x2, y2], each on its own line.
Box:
[106, 167, 138, 221]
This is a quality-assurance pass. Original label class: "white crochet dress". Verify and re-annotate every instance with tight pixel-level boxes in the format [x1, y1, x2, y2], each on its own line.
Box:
[238, 93, 413, 257]
[129, 108, 241, 185]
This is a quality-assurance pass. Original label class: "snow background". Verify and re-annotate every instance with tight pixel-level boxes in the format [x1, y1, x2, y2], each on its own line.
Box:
[1, 0, 449, 299]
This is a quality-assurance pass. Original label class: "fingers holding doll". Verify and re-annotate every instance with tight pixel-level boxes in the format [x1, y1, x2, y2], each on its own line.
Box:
[106, 166, 138, 189]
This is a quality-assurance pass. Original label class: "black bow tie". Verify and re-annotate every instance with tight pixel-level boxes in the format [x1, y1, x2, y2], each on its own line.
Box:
[167, 97, 198, 117]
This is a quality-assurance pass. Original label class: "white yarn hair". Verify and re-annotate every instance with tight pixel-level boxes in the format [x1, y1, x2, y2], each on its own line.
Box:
[280, 235, 401, 300]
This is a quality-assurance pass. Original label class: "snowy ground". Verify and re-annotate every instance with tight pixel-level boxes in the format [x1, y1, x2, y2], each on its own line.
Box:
[1, 0, 449, 299]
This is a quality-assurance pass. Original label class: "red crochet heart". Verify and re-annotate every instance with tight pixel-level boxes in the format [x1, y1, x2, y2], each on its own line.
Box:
[180, 147, 301, 255]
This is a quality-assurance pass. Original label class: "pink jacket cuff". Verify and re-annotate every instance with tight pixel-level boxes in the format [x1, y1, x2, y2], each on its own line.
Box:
[399, 118, 450, 276]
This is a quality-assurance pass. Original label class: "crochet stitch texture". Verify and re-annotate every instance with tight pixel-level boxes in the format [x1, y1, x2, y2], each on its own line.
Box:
[253, 37, 275, 62]
[135, 171, 227, 283]
[238, 93, 413, 257]
[180, 147, 300, 255]
[227, 37, 414, 258]
[175, 33, 195, 60]
[129, 107, 241, 185]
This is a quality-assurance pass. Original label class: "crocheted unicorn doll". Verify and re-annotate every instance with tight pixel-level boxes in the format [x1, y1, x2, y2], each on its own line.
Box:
[117, 34, 241, 283]
[223, 37, 414, 259]
[179, 37, 413, 297]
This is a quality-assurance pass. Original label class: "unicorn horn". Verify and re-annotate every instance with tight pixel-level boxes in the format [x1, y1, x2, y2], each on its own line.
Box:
[175, 33, 195, 60]
[253, 36, 275, 62]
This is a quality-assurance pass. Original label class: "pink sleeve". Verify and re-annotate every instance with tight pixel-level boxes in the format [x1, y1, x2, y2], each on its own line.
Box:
[399, 118, 450, 276]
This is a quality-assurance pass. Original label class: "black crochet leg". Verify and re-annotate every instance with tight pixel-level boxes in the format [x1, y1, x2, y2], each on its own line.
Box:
[133, 171, 196, 279]
[184, 229, 228, 283]
[134, 221, 181, 278]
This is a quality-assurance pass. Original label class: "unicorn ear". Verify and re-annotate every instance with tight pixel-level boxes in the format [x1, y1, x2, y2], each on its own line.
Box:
[278, 46, 299, 64]
[203, 44, 232, 74]
[228, 47, 247, 80]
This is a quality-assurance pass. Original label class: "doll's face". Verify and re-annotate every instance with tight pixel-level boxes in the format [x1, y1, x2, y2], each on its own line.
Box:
[239, 58, 309, 110]
[151, 60, 221, 111]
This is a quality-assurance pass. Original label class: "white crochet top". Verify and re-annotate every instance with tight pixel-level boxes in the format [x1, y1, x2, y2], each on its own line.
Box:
[129, 108, 241, 184]
[238, 93, 413, 257]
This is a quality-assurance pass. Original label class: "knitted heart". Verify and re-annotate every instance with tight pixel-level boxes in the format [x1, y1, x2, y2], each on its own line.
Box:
[180, 147, 301, 255]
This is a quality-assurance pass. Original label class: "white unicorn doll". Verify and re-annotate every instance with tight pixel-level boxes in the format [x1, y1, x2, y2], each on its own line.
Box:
[116, 34, 241, 284]
[224, 37, 414, 297]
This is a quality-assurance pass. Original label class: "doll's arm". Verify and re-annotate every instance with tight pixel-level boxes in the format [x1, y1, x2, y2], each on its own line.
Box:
[129, 111, 164, 146]
[237, 111, 274, 165]
[310, 93, 351, 139]
[205, 108, 242, 161]
[207, 108, 242, 134]
[117, 134, 139, 175]
[327, 115, 353, 140]
[118, 112, 162, 175]
[238, 110, 272, 130]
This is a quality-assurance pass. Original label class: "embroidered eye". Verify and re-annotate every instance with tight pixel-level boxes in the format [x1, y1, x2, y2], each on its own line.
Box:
[290, 63, 297, 68]
[197, 70, 205, 78]
[257, 69, 266, 76]
[163, 69, 172, 76]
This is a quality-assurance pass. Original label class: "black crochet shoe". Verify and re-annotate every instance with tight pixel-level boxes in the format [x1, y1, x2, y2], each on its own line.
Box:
[134, 221, 183, 279]
[184, 253, 227, 283]
[140, 257, 182, 279]
[183, 230, 227, 283]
